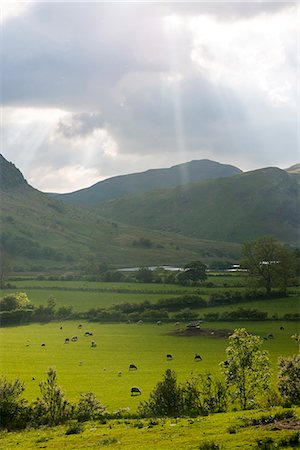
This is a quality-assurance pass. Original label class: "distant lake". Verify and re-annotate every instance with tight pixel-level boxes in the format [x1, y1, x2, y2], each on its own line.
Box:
[118, 265, 183, 272]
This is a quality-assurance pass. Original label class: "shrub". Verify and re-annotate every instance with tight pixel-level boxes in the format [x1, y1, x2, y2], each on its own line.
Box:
[65, 420, 84, 435]
[37, 367, 71, 425]
[76, 392, 106, 422]
[277, 354, 300, 405]
[138, 369, 184, 417]
[0, 376, 28, 429]
[182, 373, 227, 416]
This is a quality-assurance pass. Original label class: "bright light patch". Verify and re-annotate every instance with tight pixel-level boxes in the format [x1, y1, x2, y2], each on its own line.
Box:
[0, 1, 31, 23]
[189, 9, 297, 107]
[163, 14, 182, 33]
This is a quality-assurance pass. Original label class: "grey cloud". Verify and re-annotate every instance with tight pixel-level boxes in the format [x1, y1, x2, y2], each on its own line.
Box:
[56, 113, 105, 138]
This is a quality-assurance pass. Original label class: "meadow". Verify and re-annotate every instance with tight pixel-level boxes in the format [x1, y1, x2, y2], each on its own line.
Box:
[0, 276, 299, 450]
[0, 320, 299, 412]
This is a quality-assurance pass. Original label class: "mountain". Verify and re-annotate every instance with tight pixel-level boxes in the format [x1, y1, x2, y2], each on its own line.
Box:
[0, 155, 240, 271]
[285, 163, 300, 177]
[52, 160, 242, 206]
[0, 154, 28, 190]
[97, 167, 300, 246]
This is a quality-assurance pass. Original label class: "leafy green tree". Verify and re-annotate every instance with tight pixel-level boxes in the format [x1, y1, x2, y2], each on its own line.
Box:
[242, 236, 296, 295]
[277, 353, 300, 405]
[0, 376, 26, 428]
[222, 328, 270, 410]
[177, 261, 207, 286]
[0, 292, 30, 312]
[136, 267, 154, 283]
[138, 369, 184, 417]
[38, 367, 70, 425]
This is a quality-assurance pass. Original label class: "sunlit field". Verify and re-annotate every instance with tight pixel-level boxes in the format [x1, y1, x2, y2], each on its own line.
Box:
[0, 321, 298, 412]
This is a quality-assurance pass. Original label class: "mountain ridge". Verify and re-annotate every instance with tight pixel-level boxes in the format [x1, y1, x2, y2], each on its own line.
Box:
[51, 159, 242, 206]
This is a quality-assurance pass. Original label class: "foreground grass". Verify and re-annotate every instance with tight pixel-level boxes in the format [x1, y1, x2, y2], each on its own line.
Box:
[1, 408, 299, 449]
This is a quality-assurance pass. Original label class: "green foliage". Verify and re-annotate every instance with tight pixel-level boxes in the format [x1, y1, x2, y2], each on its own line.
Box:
[182, 373, 227, 416]
[37, 367, 71, 425]
[65, 420, 84, 435]
[222, 328, 270, 409]
[76, 392, 106, 422]
[0, 376, 27, 429]
[0, 292, 30, 311]
[138, 369, 184, 417]
[277, 353, 300, 405]
[242, 236, 297, 294]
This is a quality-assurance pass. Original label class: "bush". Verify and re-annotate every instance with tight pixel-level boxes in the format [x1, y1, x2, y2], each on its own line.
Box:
[65, 420, 84, 435]
[182, 373, 227, 416]
[37, 367, 71, 425]
[0, 376, 28, 429]
[75, 392, 106, 422]
[138, 369, 184, 417]
[277, 354, 300, 405]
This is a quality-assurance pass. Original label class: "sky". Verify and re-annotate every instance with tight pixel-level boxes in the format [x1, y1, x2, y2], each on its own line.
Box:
[1, 1, 299, 193]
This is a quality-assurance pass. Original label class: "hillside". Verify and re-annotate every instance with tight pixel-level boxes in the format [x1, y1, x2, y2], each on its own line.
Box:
[97, 167, 300, 245]
[0, 155, 241, 271]
[52, 159, 242, 206]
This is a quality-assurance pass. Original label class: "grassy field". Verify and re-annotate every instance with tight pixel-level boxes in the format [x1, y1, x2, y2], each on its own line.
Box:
[0, 321, 299, 412]
[0, 407, 299, 449]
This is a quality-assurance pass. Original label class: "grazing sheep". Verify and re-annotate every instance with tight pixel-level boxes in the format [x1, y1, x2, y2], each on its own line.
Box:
[131, 387, 141, 396]
[157, 321, 162, 325]
[268, 334, 274, 339]
[71, 336, 78, 342]
[78, 324, 82, 329]
[91, 341, 97, 348]
[118, 371, 122, 377]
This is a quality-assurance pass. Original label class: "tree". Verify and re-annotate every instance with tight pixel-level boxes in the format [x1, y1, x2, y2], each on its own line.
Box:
[0, 376, 26, 428]
[221, 328, 270, 410]
[38, 367, 70, 425]
[242, 236, 296, 295]
[136, 267, 154, 283]
[138, 369, 184, 417]
[177, 261, 207, 286]
[0, 292, 30, 312]
[277, 353, 300, 405]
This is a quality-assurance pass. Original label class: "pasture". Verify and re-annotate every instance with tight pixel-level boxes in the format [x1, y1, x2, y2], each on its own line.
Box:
[0, 321, 299, 412]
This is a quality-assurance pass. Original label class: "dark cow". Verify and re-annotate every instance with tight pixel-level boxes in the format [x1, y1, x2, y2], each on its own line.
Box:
[91, 341, 97, 348]
[268, 334, 274, 339]
[84, 332, 93, 337]
[78, 324, 82, 329]
[65, 338, 70, 344]
[194, 354, 202, 361]
[41, 343, 46, 347]
[129, 364, 137, 370]
[131, 387, 141, 396]
[280, 326, 285, 331]
[60, 326, 63, 330]
[166, 354, 173, 360]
